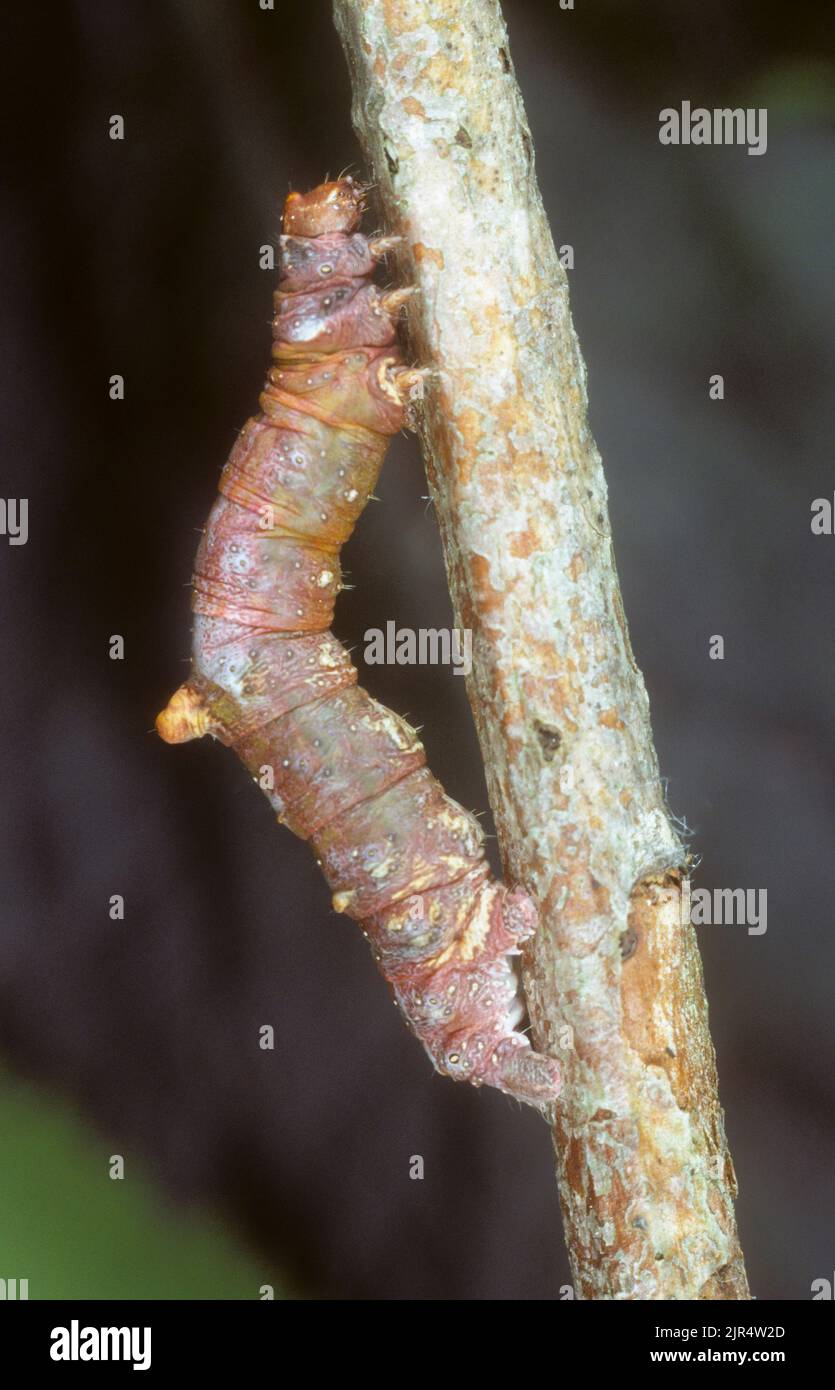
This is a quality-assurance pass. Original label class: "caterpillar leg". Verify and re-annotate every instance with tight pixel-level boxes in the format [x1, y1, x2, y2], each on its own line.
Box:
[378, 285, 419, 316]
[384, 883, 561, 1113]
[377, 361, 434, 406]
[368, 233, 404, 260]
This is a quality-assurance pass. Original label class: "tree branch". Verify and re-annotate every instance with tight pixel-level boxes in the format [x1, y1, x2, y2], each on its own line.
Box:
[333, 0, 748, 1299]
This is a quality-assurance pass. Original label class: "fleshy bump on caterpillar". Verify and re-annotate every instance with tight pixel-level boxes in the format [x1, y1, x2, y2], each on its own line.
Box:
[157, 177, 560, 1114]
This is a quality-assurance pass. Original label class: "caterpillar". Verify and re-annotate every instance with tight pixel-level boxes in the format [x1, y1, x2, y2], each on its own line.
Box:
[157, 177, 561, 1114]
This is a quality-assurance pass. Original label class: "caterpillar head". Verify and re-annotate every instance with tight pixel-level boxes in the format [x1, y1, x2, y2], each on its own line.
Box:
[283, 178, 365, 237]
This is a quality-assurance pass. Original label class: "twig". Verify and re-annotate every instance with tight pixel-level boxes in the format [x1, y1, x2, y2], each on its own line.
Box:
[333, 0, 749, 1299]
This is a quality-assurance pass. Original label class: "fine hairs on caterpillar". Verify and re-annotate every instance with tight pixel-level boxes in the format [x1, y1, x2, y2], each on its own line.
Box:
[157, 177, 561, 1114]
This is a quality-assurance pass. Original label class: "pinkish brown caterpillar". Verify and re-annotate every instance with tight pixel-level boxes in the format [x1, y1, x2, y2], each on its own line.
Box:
[157, 177, 560, 1114]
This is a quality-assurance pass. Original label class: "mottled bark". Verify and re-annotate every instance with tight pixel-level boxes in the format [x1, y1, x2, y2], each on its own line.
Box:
[333, 0, 748, 1299]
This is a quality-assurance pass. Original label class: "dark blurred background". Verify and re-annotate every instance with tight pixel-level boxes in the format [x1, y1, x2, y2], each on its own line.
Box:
[0, 0, 833, 1299]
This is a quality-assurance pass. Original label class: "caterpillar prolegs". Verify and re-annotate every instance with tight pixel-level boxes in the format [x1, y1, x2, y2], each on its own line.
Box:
[157, 178, 561, 1114]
